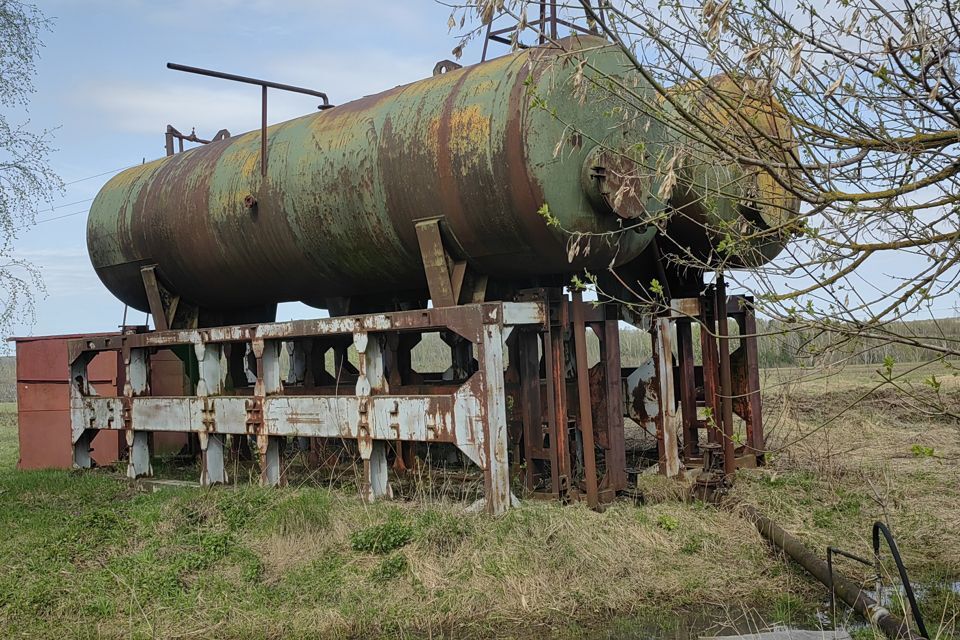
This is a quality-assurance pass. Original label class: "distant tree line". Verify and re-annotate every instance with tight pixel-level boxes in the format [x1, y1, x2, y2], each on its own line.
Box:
[617, 317, 960, 369]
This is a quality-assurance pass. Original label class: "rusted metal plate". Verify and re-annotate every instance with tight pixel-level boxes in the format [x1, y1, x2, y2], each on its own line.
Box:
[17, 410, 79, 469]
[13, 335, 124, 469]
[67, 302, 543, 363]
[12, 335, 118, 383]
[84, 37, 683, 315]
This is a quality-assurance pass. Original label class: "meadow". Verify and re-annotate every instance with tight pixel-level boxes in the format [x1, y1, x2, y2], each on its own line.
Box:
[0, 363, 957, 638]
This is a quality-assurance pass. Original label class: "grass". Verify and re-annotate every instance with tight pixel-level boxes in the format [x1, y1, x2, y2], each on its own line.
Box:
[0, 364, 957, 638]
[738, 362, 960, 636]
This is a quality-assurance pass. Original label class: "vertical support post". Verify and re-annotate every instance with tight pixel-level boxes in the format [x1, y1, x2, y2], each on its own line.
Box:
[415, 218, 457, 308]
[544, 294, 570, 496]
[742, 301, 764, 460]
[70, 353, 95, 468]
[255, 339, 285, 486]
[200, 433, 227, 486]
[518, 329, 542, 493]
[260, 437, 282, 487]
[196, 342, 227, 486]
[570, 291, 599, 508]
[140, 265, 169, 332]
[700, 289, 720, 446]
[653, 316, 681, 477]
[479, 316, 510, 515]
[676, 318, 699, 461]
[125, 348, 153, 479]
[716, 275, 736, 476]
[600, 314, 626, 491]
[73, 430, 95, 469]
[126, 432, 152, 479]
[355, 332, 391, 502]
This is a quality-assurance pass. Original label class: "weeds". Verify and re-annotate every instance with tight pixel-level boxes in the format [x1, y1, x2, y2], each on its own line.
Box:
[350, 514, 414, 554]
[371, 553, 408, 581]
[0, 365, 957, 638]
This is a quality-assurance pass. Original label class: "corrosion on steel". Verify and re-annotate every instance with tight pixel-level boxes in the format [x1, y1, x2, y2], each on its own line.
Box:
[88, 37, 795, 321]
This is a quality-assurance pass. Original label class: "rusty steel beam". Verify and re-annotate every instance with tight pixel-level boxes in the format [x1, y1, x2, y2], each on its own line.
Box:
[67, 302, 545, 364]
[571, 290, 599, 507]
[652, 316, 681, 477]
[69, 300, 537, 515]
[676, 318, 698, 460]
[599, 314, 626, 491]
[715, 275, 736, 476]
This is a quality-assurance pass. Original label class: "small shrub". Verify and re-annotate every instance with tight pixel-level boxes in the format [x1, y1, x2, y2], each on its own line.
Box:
[911, 444, 935, 458]
[772, 592, 810, 624]
[371, 553, 408, 581]
[217, 489, 272, 531]
[656, 514, 679, 532]
[680, 535, 704, 555]
[812, 508, 834, 529]
[351, 517, 413, 554]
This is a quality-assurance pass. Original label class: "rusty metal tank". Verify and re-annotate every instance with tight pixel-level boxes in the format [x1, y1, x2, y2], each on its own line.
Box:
[87, 36, 796, 316]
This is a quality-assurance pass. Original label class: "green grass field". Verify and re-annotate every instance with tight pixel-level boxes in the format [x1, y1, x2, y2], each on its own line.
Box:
[0, 365, 957, 639]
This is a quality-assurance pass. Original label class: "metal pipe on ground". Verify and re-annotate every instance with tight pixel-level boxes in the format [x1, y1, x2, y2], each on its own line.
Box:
[730, 500, 925, 640]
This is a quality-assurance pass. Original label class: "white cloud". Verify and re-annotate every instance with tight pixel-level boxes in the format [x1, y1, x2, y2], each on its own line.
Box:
[11, 248, 101, 297]
[74, 48, 440, 137]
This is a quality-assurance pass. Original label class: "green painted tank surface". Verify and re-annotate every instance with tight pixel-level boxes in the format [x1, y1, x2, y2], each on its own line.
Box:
[87, 36, 795, 315]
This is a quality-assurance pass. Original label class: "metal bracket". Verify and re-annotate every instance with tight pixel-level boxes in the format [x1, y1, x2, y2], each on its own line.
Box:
[414, 217, 486, 307]
[140, 265, 177, 332]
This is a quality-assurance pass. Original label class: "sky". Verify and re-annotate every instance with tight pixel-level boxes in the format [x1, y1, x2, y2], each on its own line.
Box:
[5, 1, 957, 339]
[8, 0, 495, 337]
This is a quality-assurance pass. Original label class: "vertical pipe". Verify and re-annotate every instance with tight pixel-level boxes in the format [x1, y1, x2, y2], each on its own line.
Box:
[539, 0, 547, 43]
[716, 274, 735, 476]
[481, 20, 492, 62]
[261, 85, 268, 177]
[549, 0, 558, 39]
[571, 290, 599, 507]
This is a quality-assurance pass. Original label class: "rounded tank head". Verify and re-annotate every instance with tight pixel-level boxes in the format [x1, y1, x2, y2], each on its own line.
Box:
[659, 73, 801, 269]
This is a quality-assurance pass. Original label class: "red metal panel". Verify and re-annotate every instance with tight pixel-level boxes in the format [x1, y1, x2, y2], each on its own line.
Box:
[13, 334, 123, 470]
[16, 410, 121, 470]
[15, 338, 69, 382]
[89, 351, 119, 384]
[150, 349, 188, 453]
[16, 382, 68, 412]
[17, 410, 72, 469]
[13, 334, 119, 382]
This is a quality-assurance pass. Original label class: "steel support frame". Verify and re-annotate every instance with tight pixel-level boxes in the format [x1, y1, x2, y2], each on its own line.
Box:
[668, 290, 764, 475]
[68, 302, 543, 515]
[512, 289, 626, 505]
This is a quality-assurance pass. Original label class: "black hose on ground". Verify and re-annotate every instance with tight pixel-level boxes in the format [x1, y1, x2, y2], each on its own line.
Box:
[728, 500, 927, 640]
[874, 521, 928, 639]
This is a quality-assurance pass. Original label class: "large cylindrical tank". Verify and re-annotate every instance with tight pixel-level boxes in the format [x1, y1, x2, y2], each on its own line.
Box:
[87, 36, 795, 315]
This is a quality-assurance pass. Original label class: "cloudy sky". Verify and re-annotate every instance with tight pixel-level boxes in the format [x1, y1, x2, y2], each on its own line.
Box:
[10, 0, 494, 336]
